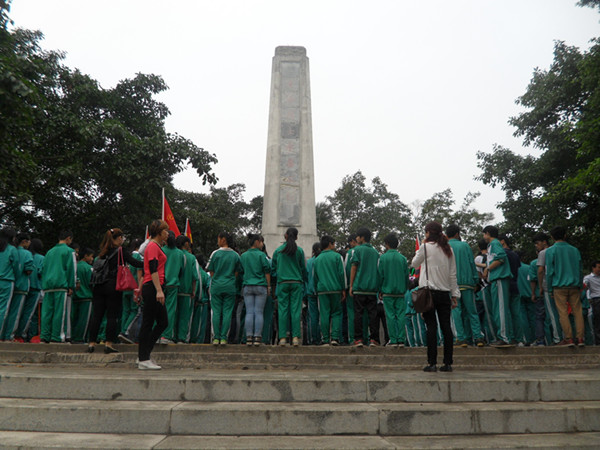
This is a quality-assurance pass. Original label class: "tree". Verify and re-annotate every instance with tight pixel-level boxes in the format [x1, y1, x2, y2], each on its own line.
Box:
[477, 33, 600, 263]
[320, 171, 413, 251]
[410, 189, 494, 257]
[1, 23, 217, 248]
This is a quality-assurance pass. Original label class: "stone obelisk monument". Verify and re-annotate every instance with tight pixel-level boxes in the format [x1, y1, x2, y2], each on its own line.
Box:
[262, 46, 318, 257]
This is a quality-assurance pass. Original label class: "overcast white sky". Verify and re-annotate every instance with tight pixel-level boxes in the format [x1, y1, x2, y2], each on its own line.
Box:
[10, 0, 600, 221]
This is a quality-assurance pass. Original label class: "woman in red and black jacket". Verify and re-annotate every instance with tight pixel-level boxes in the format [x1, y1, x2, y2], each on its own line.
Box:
[137, 220, 169, 370]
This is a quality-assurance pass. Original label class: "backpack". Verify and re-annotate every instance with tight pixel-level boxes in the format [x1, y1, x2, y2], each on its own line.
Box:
[90, 249, 118, 286]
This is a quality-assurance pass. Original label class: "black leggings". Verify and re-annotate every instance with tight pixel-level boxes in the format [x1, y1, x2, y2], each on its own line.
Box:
[422, 290, 454, 366]
[89, 281, 122, 344]
[138, 282, 168, 362]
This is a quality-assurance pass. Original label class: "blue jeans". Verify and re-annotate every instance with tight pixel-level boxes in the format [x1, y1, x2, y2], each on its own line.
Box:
[243, 285, 268, 338]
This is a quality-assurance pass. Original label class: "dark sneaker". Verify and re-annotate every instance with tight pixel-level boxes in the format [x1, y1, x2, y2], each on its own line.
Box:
[454, 340, 468, 348]
[439, 364, 453, 372]
[353, 340, 363, 348]
[577, 338, 585, 347]
[557, 339, 575, 347]
[492, 340, 513, 348]
[369, 339, 379, 347]
[475, 338, 486, 347]
[534, 340, 546, 346]
[423, 364, 437, 372]
[331, 340, 339, 346]
[118, 333, 134, 344]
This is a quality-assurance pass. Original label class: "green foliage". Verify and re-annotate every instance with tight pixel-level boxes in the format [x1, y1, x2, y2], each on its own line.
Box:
[1, 26, 217, 249]
[318, 171, 492, 258]
[172, 185, 262, 259]
[477, 36, 600, 263]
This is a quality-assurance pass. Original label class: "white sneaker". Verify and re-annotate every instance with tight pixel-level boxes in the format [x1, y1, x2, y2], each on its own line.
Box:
[138, 359, 161, 370]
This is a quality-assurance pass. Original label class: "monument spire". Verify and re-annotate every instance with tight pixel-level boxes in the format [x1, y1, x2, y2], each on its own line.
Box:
[262, 46, 318, 257]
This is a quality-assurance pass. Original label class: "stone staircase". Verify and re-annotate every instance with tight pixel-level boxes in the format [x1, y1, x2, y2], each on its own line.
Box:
[0, 343, 599, 448]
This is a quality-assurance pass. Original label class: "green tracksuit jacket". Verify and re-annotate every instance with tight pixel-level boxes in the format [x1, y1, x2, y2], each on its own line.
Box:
[448, 239, 479, 288]
[41, 244, 76, 290]
[378, 249, 409, 296]
[350, 243, 380, 294]
[545, 241, 582, 293]
[486, 239, 511, 281]
[313, 250, 346, 294]
[240, 248, 270, 286]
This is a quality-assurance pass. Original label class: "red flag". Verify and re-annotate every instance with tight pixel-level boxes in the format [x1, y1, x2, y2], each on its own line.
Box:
[184, 218, 193, 244]
[162, 189, 181, 236]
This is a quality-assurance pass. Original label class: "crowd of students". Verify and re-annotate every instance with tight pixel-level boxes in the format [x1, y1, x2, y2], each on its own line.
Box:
[0, 221, 598, 371]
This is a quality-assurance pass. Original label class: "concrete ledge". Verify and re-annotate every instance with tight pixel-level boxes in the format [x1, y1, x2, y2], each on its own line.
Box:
[1, 431, 600, 449]
[0, 398, 598, 436]
[1, 367, 600, 403]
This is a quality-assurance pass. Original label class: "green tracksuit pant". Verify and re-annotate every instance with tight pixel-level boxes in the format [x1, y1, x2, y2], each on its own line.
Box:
[0, 280, 15, 339]
[121, 291, 137, 336]
[451, 299, 465, 342]
[306, 294, 321, 344]
[16, 289, 42, 340]
[190, 300, 203, 343]
[510, 293, 526, 344]
[41, 290, 69, 342]
[278, 282, 303, 340]
[71, 299, 92, 343]
[2, 290, 27, 340]
[521, 296, 536, 344]
[177, 293, 194, 343]
[543, 291, 563, 344]
[382, 295, 406, 345]
[161, 286, 179, 341]
[477, 285, 497, 343]
[211, 291, 236, 341]
[490, 278, 514, 343]
[318, 293, 341, 343]
[459, 288, 484, 342]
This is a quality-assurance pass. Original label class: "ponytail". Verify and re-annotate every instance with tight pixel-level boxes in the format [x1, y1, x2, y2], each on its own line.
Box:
[282, 227, 298, 256]
[424, 221, 452, 258]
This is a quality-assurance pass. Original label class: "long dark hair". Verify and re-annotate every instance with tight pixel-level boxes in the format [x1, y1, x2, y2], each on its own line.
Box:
[424, 222, 452, 258]
[30, 238, 44, 255]
[99, 228, 123, 258]
[282, 227, 298, 256]
[0, 227, 16, 252]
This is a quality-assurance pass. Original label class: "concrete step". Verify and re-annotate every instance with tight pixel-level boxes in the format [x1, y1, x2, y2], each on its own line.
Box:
[0, 397, 598, 436]
[1, 431, 600, 449]
[1, 343, 599, 370]
[1, 367, 599, 403]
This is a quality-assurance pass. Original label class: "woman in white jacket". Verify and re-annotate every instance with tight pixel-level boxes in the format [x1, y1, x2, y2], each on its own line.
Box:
[412, 222, 459, 372]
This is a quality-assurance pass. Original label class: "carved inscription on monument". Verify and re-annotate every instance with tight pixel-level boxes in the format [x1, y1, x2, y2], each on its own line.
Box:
[278, 61, 301, 226]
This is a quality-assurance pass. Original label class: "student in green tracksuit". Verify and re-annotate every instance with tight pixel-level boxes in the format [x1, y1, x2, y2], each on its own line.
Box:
[343, 235, 357, 344]
[0, 228, 20, 339]
[19, 238, 45, 341]
[535, 233, 563, 345]
[447, 225, 484, 347]
[517, 259, 535, 345]
[240, 234, 271, 346]
[41, 230, 77, 343]
[208, 232, 242, 345]
[482, 225, 514, 347]
[272, 227, 307, 347]
[175, 235, 198, 343]
[2, 233, 34, 341]
[191, 255, 211, 344]
[377, 233, 409, 347]
[160, 231, 184, 344]
[313, 236, 346, 346]
[545, 226, 584, 346]
[349, 227, 381, 347]
[72, 248, 94, 343]
[304, 242, 321, 345]
[120, 239, 143, 343]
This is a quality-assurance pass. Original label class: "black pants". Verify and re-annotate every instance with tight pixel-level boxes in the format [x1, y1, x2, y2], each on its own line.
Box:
[138, 282, 168, 362]
[89, 280, 122, 344]
[423, 290, 453, 365]
[353, 294, 379, 343]
[591, 298, 600, 345]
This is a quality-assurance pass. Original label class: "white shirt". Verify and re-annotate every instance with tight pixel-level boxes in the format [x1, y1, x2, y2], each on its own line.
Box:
[411, 242, 460, 298]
